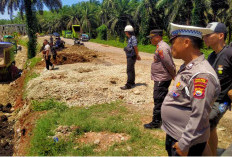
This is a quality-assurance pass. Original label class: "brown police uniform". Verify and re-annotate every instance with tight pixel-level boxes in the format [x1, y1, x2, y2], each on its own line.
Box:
[161, 54, 221, 154]
[150, 40, 176, 126]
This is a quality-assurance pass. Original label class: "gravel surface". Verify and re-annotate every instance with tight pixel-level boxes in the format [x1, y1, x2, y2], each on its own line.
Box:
[28, 37, 184, 109]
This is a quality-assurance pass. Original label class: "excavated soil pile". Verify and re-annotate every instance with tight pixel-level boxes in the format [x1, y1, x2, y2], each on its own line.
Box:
[59, 45, 98, 63]
[38, 45, 98, 67]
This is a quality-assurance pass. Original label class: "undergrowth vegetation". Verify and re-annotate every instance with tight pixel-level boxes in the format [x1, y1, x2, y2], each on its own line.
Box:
[28, 101, 166, 156]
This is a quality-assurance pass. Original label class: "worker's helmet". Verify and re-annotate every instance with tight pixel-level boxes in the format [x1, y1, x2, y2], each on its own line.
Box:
[124, 25, 134, 32]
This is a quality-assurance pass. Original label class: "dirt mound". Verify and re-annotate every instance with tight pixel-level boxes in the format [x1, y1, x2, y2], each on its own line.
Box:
[77, 132, 130, 152]
[57, 45, 97, 64]
[37, 45, 98, 68]
[55, 52, 95, 65]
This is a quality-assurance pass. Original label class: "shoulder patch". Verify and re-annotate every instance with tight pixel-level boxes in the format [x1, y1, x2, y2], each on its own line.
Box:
[158, 50, 164, 58]
[193, 78, 208, 99]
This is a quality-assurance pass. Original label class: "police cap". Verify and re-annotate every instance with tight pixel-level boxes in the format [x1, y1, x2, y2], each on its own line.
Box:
[147, 29, 163, 38]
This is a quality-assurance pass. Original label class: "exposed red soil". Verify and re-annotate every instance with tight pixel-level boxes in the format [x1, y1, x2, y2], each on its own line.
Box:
[77, 132, 130, 152]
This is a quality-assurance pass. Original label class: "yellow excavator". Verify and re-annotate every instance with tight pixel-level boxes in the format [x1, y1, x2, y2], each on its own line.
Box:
[0, 42, 21, 82]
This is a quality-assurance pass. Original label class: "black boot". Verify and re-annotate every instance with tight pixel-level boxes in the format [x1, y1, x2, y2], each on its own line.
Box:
[144, 121, 161, 129]
[120, 85, 132, 90]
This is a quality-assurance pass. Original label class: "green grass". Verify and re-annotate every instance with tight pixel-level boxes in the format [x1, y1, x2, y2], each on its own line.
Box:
[32, 99, 68, 111]
[90, 38, 213, 58]
[18, 38, 28, 47]
[24, 71, 39, 87]
[28, 101, 166, 156]
[90, 38, 156, 53]
[22, 56, 42, 100]
[18, 37, 42, 55]
[23, 57, 42, 86]
[24, 57, 42, 69]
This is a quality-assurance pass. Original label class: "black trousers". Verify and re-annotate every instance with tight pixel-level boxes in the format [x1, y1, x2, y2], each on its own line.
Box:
[153, 80, 171, 122]
[165, 134, 206, 156]
[45, 55, 53, 70]
[126, 56, 136, 87]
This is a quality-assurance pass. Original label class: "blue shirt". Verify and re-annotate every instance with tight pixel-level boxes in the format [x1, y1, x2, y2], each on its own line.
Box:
[128, 35, 137, 47]
[126, 36, 137, 57]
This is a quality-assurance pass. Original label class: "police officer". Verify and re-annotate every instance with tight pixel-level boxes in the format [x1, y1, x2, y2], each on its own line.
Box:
[121, 25, 141, 90]
[161, 23, 221, 156]
[203, 22, 232, 156]
[144, 30, 176, 129]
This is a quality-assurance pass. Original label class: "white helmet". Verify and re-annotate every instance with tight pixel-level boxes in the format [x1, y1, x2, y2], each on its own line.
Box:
[124, 25, 134, 32]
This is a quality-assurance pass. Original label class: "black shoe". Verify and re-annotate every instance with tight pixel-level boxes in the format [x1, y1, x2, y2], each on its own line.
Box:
[120, 85, 131, 90]
[144, 122, 161, 129]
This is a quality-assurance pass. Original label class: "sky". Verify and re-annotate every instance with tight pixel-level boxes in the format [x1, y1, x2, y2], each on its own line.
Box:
[0, 0, 88, 20]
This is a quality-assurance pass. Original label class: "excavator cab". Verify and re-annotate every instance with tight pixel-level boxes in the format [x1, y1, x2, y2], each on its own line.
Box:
[0, 42, 17, 82]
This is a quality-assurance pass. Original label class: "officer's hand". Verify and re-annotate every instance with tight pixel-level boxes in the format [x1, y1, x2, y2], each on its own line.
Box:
[173, 142, 188, 156]
[136, 55, 141, 60]
[228, 90, 232, 101]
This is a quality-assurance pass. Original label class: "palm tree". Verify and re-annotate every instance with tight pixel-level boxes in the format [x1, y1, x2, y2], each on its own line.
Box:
[134, 0, 164, 44]
[156, 0, 212, 26]
[210, 0, 232, 43]
[66, 5, 82, 29]
[80, 2, 100, 37]
[0, 0, 62, 59]
[106, 0, 137, 42]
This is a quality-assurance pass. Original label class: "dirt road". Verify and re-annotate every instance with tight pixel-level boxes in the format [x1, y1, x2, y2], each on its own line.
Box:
[59, 37, 184, 67]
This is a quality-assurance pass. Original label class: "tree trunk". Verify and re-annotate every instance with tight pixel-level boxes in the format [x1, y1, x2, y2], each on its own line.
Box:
[24, 0, 38, 59]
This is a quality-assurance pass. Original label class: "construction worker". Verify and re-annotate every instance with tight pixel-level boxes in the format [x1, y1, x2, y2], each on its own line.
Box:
[50, 35, 53, 45]
[161, 23, 221, 156]
[121, 25, 141, 90]
[43, 39, 54, 70]
[144, 30, 176, 129]
[203, 22, 232, 156]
